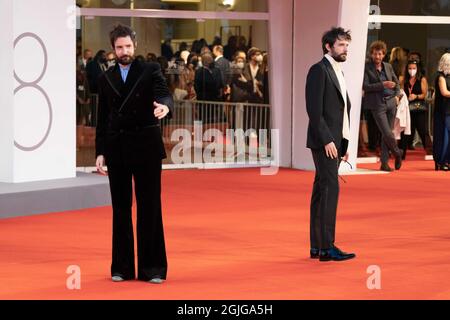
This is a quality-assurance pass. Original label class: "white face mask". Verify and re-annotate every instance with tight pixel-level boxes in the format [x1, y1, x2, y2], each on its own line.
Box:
[198, 61, 203, 68]
[236, 62, 245, 69]
[409, 69, 417, 77]
[255, 55, 263, 63]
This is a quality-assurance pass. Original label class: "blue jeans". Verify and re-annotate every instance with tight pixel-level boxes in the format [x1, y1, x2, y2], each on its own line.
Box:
[440, 115, 450, 164]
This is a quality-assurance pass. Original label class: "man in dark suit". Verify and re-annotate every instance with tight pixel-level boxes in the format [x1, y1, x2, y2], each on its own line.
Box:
[194, 52, 224, 102]
[95, 25, 173, 284]
[363, 41, 403, 171]
[212, 45, 232, 91]
[306, 27, 356, 262]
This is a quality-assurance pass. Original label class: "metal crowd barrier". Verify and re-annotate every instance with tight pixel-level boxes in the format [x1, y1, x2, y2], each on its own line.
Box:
[161, 100, 272, 166]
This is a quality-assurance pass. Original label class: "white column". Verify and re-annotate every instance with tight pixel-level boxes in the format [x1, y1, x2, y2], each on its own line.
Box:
[292, 0, 341, 171]
[0, 0, 14, 182]
[0, 0, 76, 183]
[291, 0, 370, 171]
[338, 0, 371, 172]
[268, 0, 294, 168]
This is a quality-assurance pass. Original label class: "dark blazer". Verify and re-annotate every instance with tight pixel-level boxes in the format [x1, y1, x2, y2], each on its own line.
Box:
[95, 60, 174, 165]
[363, 61, 401, 110]
[214, 56, 232, 86]
[194, 66, 224, 101]
[306, 57, 351, 155]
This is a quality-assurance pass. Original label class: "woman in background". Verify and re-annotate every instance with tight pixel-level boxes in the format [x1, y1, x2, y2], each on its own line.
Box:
[389, 47, 407, 79]
[399, 60, 431, 159]
[433, 53, 450, 171]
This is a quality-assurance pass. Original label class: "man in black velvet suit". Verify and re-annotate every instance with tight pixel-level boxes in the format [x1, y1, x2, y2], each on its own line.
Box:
[95, 25, 174, 283]
[305, 27, 356, 262]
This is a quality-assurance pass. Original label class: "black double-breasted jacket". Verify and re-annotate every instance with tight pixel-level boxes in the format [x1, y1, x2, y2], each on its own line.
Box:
[95, 60, 174, 165]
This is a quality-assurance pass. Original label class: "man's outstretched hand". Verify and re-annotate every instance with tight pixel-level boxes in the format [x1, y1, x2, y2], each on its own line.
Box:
[154, 102, 170, 120]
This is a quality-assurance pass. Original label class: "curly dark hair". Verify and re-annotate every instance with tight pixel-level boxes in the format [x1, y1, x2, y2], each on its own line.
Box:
[322, 27, 352, 55]
[109, 24, 136, 48]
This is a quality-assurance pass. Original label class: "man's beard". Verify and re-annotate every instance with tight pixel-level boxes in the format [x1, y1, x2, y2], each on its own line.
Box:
[333, 53, 347, 62]
[117, 55, 133, 65]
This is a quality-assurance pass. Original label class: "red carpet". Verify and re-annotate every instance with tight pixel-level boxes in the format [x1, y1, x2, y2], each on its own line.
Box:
[0, 156, 449, 300]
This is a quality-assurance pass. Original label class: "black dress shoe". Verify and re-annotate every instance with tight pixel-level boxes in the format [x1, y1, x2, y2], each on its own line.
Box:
[319, 246, 356, 262]
[380, 163, 393, 172]
[310, 248, 320, 259]
[436, 163, 449, 171]
[395, 152, 403, 170]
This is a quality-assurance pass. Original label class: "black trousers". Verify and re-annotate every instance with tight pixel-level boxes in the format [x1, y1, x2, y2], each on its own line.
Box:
[107, 158, 167, 281]
[400, 111, 431, 158]
[310, 149, 341, 250]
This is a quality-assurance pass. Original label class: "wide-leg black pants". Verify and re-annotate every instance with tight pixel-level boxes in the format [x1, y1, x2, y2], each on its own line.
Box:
[107, 158, 167, 281]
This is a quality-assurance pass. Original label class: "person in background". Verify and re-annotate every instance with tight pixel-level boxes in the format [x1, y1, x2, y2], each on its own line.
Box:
[408, 51, 426, 75]
[174, 42, 188, 60]
[106, 52, 116, 69]
[243, 47, 264, 104]
[406, 51, 427, 150]
[182, 53, 199, 100]
[433, 53, 450, 171]
[389, 46, 408, 79]
[194, 52, 224, 124]
[76, 63, 91, 126]
[230, 53, 250, 103]
[363, 41, 403, 172]
[161, 39, 174, 60]
[86, 50, 107, 94]
[399, 60, 432, 159]
[261, 52, 270, 105]
[200, 46, 211, 55]
[79, 49, 93, 71]
[234, 50, 247, 62]
[157, 56, 170, 85]
[147, 53, 157, 63]
[213, 45, 232, 101]
[194, 52, 223, 102]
